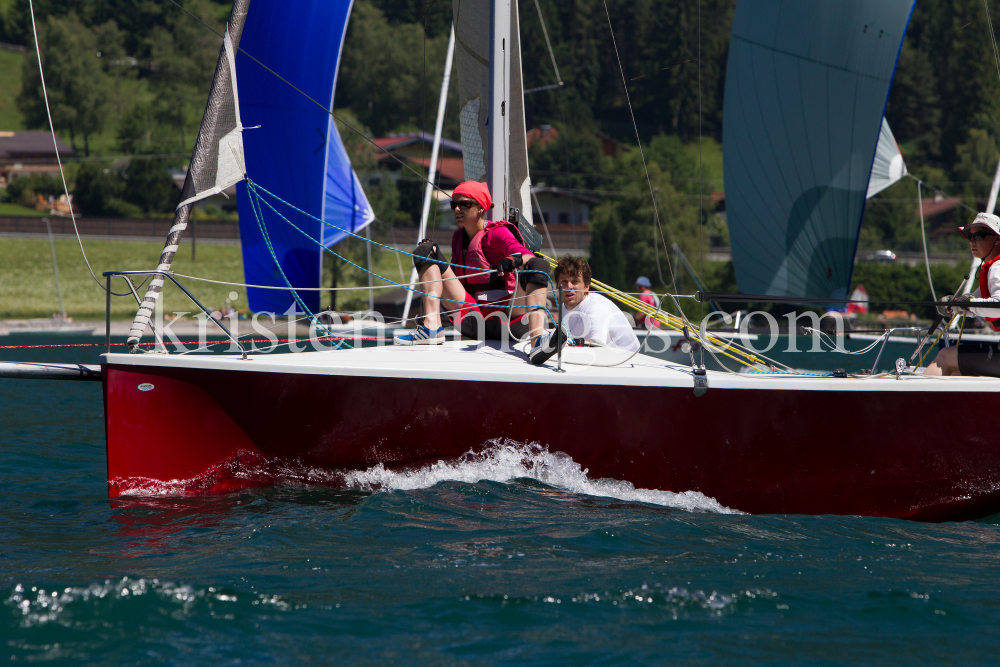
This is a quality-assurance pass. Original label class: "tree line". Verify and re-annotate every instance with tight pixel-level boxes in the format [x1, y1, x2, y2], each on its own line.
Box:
[6, 0, 1000, 294]
[1, 0, 229, 216]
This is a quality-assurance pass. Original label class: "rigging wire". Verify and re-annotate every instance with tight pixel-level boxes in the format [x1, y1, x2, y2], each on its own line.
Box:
[600, 0, 679, 295]
[983, 0, 1000, 86]
[905, 174, 981, 216]
[697, 0, 705, 366]
[27, 0, 107, 293]
[916, 180, 937, 302]
[248, 179, 557, 323]
[531, 0, 562, 86]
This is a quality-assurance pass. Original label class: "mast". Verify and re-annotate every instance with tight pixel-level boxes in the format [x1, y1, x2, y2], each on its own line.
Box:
[126, 0, 252, 349]
[401, 24, 455, 325]
[487, 0, 511, 221]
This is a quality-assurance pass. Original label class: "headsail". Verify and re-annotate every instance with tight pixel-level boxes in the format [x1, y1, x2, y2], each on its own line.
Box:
[126, 0, 251, 348]
[452, 0, 532, 224]
[722, 0, 915, 300]
[867, 117, 907, 199]
[235, 0, 374, 315]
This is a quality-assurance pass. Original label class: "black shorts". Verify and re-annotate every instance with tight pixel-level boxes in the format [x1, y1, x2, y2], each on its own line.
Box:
[957, 342, 1000, 378]
[455, 311, 531, 341]
[412, 240, 450, 272]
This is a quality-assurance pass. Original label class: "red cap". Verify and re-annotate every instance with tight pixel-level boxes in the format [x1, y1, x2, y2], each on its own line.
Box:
[452, 181, 492, 212]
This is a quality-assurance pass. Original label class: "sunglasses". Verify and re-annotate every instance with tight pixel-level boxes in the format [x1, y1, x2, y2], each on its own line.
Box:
[450, 200, 476, 211]
[968, 231, 996, 242]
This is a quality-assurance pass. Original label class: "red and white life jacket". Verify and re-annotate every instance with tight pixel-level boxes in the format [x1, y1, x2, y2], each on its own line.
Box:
[451, 221, 525, 316]
[979, 253, 1000, 331]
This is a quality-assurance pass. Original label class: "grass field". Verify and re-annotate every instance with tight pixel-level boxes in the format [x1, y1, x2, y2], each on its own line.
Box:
[0, 49, 25, 131]
[0, 202, 45, 216]
[0, 236, 414, 320]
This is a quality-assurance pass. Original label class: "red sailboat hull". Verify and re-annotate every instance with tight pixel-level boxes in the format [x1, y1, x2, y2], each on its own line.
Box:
[101, 347, 1000, 521]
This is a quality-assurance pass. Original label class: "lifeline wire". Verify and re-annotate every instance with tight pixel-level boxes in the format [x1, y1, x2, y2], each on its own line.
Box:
[600, 0, 678, 294]
[27, 0, 106, 293]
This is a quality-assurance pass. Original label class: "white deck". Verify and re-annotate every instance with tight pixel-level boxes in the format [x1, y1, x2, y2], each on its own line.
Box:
[102, 340, 1000, 393]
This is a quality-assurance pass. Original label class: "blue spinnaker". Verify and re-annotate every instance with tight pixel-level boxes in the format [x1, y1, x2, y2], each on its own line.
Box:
[722, 0, 915, 300]
[236, 0, 373, 314]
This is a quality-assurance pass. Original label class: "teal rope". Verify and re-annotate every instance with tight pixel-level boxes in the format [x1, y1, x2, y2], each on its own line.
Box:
[246, 182, 350, 349]
[249, 178, 552, 280]
[745, 369, 835, 377]
[246, 178, 555, 325]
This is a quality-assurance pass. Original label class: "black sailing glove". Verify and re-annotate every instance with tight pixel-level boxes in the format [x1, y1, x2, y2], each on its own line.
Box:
[954, 293, 974, 309]
[497, 253, 523, 275]
[936, 294, 954, 318]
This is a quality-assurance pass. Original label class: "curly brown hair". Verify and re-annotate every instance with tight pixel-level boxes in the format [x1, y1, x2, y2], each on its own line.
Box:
[553, 255, 592, 286]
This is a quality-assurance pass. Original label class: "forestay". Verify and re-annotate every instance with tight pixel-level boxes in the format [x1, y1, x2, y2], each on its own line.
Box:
[126, 0, 252, 348]
[722, 0, 915, 301]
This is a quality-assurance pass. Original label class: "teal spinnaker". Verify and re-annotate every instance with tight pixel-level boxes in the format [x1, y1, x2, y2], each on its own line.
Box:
[722, 0, 915, 301]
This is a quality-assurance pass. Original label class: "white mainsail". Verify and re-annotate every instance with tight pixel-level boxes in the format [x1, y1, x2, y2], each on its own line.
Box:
[452, 0, 531, 224]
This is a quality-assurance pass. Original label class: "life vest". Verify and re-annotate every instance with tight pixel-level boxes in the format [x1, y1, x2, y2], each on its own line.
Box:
[451, 221, 526, 315]
[979, 252, 1000, 331]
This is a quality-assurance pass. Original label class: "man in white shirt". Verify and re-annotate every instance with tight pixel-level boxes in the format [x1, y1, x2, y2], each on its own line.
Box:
[554, 255, 641, 352]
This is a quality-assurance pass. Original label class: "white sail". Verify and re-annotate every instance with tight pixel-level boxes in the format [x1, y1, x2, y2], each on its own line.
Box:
[866, 117, 907, 199]
[127, 0, 251, 348]
[452, 0, 531, 224]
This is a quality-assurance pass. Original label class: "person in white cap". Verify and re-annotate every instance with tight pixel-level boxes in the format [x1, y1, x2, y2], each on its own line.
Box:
[926, 211, 1000, 376]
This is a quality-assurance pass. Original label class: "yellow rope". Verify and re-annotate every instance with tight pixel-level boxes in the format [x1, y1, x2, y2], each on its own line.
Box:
[538, 253, 766, 370]
[916, 313, 959, 369]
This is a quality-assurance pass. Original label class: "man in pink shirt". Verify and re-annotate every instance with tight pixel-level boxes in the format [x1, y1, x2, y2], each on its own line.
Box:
[394, 181, 566, 365]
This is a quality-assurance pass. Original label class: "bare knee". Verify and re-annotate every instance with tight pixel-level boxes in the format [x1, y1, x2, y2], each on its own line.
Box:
[927, 346, 960, 376]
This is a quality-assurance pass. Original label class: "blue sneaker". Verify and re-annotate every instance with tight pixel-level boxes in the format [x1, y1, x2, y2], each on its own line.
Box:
[529, 324, 570, 365]
[393, 325, 445, 346]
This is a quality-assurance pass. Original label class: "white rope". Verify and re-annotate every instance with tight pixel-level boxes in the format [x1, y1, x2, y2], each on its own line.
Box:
[28, 0, 105, 292]
[917, 179, 937, 302]
[802, 327, 889, 355]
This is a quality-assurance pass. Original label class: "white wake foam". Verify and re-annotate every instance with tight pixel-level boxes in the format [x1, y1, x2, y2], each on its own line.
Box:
[343, 441, 740, 514]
